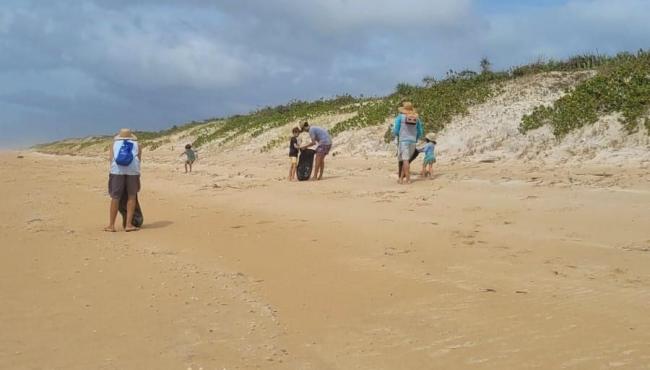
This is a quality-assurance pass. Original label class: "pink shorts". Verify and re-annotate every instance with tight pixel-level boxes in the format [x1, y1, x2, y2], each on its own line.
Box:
[316, 144, 332, 156]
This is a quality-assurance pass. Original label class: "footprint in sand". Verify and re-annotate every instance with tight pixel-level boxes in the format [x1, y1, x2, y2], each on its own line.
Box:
[384, 247, 412, 256]
[621, 241, 650, 253]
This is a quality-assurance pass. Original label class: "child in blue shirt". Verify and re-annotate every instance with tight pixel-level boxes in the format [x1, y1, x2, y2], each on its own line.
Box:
[420, 133, 436, 178]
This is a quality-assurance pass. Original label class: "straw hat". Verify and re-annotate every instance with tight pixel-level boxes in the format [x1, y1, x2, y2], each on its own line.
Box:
[114, 128, 137, 140]
[426, 133, 437, 142]
[398, 101, 417, 114]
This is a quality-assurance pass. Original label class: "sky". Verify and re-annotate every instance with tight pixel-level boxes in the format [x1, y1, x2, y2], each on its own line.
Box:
[1, 0, 649, 148]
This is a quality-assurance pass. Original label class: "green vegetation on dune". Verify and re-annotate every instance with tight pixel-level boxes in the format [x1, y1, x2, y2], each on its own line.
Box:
[510, 53, 611, 77]
[332, 71, 509, 142]
[137, 122, 203, 149]
[378, 53, 624, 142]
[389, 71, 508, 140]
[329, 99, 394, 137]
[192, 95, 359, 148]
[34, 135, 111, 155]
[520, 51, 650, 136]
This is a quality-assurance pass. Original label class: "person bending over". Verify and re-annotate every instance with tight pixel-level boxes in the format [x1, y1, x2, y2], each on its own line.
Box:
[300, 121, 332, 181]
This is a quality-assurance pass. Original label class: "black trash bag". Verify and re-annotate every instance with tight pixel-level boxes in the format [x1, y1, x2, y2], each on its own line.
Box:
[297, 149, 315, 181]
[119, 192, 144, 228]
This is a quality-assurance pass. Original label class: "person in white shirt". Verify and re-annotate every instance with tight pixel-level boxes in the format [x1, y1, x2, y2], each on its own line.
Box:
[105, 128, 142, 232]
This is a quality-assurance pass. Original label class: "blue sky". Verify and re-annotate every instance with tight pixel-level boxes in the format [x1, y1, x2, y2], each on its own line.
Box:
[477, 0, 569, 13]
[0, 0, 648, 148]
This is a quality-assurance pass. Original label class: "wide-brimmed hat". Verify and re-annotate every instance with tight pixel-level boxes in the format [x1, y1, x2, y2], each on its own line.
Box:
[398, 101, 417, 114]
[114, 128, 137, 140]
[426, 133, 437, 142]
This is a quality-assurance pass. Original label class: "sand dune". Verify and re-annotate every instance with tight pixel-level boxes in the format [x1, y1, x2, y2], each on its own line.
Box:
[1, 150, 649, 369]
[34, 73, 650, 172]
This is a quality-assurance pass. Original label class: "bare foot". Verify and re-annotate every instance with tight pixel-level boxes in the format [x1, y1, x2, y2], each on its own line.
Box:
[125, 225, 140, 232]
[103, 226, 116, 232]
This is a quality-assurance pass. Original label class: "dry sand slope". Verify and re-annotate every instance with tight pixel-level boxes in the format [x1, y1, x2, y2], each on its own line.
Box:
[1, 151, 650, 369]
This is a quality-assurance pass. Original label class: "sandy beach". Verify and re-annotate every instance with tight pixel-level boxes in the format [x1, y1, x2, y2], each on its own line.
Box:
[1, 150, 649, 369]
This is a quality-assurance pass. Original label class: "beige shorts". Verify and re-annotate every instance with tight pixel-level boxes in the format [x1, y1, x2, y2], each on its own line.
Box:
[290, 156, 297, 164]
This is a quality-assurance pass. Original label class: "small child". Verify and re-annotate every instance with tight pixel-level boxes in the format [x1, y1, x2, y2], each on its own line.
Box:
[180, 144, 197, 173]
[288, 127, 300, 181]
[420, 133, 436, 178]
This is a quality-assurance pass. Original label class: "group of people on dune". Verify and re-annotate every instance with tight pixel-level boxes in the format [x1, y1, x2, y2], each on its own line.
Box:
[104, 101, 436, 231]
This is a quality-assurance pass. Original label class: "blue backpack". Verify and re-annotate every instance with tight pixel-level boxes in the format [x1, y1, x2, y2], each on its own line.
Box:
[115, 140, 134, 166]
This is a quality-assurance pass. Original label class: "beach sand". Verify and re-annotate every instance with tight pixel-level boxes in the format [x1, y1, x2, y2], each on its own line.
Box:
[1, 151, 649, 369]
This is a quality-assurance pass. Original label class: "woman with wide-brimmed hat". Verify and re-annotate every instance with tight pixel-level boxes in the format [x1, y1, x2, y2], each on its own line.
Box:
[392, 101, 424, 184]
[105, 128, 142, 232]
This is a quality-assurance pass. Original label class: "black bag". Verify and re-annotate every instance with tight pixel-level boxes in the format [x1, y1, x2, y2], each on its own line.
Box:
[297, 149, 315, 181]
[119, 192, 144, 228]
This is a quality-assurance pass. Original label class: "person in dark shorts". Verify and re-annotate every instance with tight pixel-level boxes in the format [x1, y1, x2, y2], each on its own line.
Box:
[105, 128, 142, 232]
[300, 121, 332, 180]
[288, 127, 300, 181]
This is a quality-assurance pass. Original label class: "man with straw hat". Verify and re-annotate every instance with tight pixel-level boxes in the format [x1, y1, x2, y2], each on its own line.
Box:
[105, 128, 142, 232]
[392, 101, 424, 184]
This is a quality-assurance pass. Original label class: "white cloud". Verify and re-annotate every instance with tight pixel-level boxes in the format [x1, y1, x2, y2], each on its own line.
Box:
[95, 31, 254, 89]
[253, 0, 473, 30]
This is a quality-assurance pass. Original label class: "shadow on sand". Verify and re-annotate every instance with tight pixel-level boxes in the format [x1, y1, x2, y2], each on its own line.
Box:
[143, 220, 174, 229]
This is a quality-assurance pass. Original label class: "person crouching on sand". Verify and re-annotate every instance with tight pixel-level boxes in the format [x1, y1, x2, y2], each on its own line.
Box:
[288, 127, 300, 181]
[180, 144, 197, 173]
[393, 102, 424, 184]
[300, 121, 332, 180]
[105, 128, 142, 232]
[419, 133, 436, 178]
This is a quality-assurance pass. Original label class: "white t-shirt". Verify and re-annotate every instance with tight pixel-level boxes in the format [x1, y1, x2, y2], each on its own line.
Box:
[110, 139, 141, 175]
